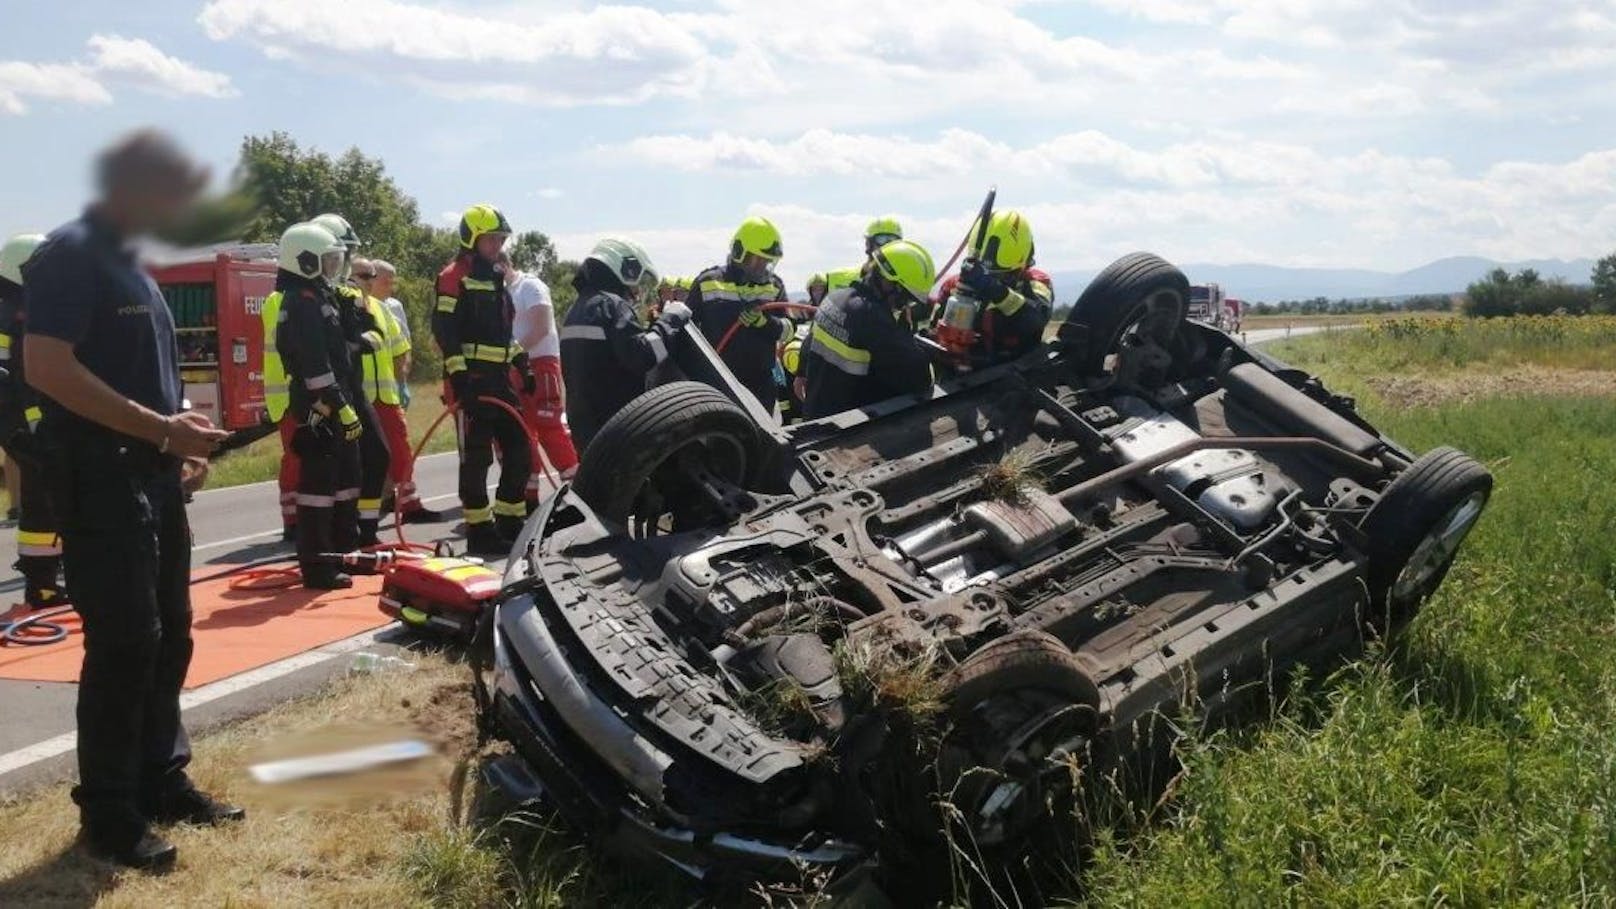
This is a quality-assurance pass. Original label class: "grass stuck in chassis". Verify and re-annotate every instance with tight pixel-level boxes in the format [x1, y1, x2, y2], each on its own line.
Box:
[466, 252, 1494, 901]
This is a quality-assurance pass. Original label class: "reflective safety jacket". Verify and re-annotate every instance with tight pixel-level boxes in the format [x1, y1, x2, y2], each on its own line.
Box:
[0, 280, 41, 436]
[686, 264, 790, 411]
[261, 289, 290, 421]
[433, 253, 520, 380]
[559, 283, 690, 451]
[801, 282, 934, 420]
[933, 268, 1054, 363]
[355, 292, 408, 405]
[276, 273, 356, 422]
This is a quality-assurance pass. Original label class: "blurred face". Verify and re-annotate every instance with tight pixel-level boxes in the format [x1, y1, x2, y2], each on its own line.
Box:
[476, 233, 507, 262]
[111, 172, 205, 236]
[351, 262, 377, 291]
[739, 252, 776, 283]
[320, 251, 345, 282]
[371, 271, 395, 298]
[809, 282, 828, 305]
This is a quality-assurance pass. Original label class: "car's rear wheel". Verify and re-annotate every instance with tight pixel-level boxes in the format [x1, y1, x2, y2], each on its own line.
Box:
[1359, 446, 1492, 629]
[933, 631, 1099, 850]
[1069, 252, 1189, 376]
[572, 381, 765, 534]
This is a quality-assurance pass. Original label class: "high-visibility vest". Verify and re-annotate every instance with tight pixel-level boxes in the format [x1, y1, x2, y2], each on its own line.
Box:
[262, 290, 289, 422]
[360, 293, 408, 406]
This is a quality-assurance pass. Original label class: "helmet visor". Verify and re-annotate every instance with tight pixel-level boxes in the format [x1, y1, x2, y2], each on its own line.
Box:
[320, 250, 345, 281]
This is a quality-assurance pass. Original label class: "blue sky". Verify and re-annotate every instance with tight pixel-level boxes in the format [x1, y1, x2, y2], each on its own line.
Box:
[3, 0, 1615, 289]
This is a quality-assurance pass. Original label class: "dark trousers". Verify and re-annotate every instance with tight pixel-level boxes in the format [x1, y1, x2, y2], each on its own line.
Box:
[293, 424, 361, 578]
[51, 458, 193, 841]
[3, 435, 63, 601]
[456, 378, 531, 525]
[352, 396, 391, 533]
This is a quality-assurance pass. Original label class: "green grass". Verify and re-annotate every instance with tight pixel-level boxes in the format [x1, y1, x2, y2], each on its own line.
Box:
[206, 382, 458, 489]
[1267, 314, 1616, 375]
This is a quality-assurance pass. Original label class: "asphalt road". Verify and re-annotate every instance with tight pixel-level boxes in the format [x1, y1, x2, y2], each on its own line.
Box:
[0, 324, 1327, 794]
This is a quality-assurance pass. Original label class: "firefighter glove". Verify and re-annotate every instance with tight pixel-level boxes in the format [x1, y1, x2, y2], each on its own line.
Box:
[338, 405, 363, 441]
[959, 260, 1008, 304]
[738, 307, 769, 329]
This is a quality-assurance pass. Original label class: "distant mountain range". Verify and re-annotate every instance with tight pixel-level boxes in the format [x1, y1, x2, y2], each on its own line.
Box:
[1045, 256, 1596, 304]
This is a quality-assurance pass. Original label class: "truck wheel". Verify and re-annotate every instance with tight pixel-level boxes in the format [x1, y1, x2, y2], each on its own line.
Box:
[572, 381, 764, 533]
[1359, 446, 1492, 629]
[1069, 253, 1189, 375]
[933, 631, 1099, 849]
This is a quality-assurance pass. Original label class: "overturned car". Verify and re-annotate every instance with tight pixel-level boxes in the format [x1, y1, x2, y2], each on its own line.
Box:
[476, 253, 1492, 893]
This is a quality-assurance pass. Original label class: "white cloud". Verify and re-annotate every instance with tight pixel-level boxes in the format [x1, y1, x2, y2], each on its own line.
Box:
[0, 36, 233, 115]
[86, 35, 236, 99]
[0, 61, 111, 115]
[534, 187, 565, 200]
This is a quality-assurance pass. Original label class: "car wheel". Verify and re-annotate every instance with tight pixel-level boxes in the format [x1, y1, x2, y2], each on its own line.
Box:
[1069, 252, 1189, 376]
[572, 381, 764, 533]
[1359, 446, 1492, 629]
[934, 631, 1099, 850]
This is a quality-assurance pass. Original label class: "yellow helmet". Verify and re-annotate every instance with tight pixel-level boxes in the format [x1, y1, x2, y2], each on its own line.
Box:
[0, 233, 46, 286]
[871, 239, 937, 303]
[806, 272, 827, 291]
[977, 209, 1035, 271]
[865, 216, 903, 244]
[458, 203, 512, 250]
[730, 216, 783, 263]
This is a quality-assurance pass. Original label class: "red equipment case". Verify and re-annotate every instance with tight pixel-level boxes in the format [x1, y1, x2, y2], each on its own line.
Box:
[147, 247, 278, 430]
[379, 557, 504, 639]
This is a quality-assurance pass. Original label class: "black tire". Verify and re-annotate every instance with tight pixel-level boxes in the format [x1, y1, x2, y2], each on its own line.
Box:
[933, 631, 1099, 849]
[572, 381, 764, 527]
[1359, 446, 1492, 626]
[1069, 252, 1190, 375]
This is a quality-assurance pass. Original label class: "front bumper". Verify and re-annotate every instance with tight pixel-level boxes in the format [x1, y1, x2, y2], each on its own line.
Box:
[486, 594, 865, 882]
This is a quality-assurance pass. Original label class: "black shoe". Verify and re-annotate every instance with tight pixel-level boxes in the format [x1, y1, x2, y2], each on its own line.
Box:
[464, 523, 509, 557]
[400, 506, 444, 524]
[495, 515, 526, 542]
[24, 585, 68, 611]
[83, 827, 177, 872]
[148, 786, 246, 827]
[304, 571, 354, 591]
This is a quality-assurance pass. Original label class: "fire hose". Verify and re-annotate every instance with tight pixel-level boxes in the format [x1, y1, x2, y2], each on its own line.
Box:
[713, 301, 821, 356]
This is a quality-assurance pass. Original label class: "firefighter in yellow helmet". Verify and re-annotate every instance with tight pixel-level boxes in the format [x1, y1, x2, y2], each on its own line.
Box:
[802, 240, 938, 419]
[0, 232, 66, 608]
[686, 217, 790, 413]
[934, 209, 1054, 364]
[824, 216, 905, 294]
[433, 203, 533, 555]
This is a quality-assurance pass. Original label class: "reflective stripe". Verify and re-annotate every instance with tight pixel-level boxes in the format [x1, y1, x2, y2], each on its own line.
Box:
[0, 349, 10, 362]
[359, 498, 383, 520]
[305, 372, 336, 390]
[462, 343, 513, 363]
[19, 541, 63, 557]
[17, 530, 60, 556]
[647, 333, 668, 363]
[296, 494, 336, 507]
[991, 288, 1027, 317]
[334, 488, 360, 502]
[697, 278, 780, 304]
[810, 324, 871, 376]
[560, 325, 607, 342]
[320, 304, 339, 319]
[462, 279, 498, 291]
[444, 355, 467, 373]
[0, 333, 11, 349]
[263, 382, 288, 396]
[493, 499, 527, 518]
[465, 505, 494, 525]
[436, 294, 458, 313]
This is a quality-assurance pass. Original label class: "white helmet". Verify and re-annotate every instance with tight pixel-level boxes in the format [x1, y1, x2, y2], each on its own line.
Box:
[311, 213, 361, 249]
[279, 223, 346, 281]
[0, 233, 46, 286]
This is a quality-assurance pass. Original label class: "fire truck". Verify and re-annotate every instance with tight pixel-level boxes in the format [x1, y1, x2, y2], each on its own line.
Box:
[1188, 283, 1242, 332]
[147, 245, 277, 430]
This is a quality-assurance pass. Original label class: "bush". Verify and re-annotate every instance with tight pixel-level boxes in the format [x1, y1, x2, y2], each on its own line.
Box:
[1463, 268, 1595, 317]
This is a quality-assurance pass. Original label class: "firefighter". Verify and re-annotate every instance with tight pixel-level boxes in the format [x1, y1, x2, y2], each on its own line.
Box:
[560, 238, 689, 452]
[801, 239, 938, 420]
[0, 232, 66, 609]
[687, 217, 791, 413]
[501, 250, 579, 506]
[824, 216, 904, 294]
[807, 273, 829, 306]
[434, 204, 533, 555]
[933, 209, 1054, 364]
[312, 213, 392, 546]
[350, 258, 437, 525]
[275, 223, 365, 588]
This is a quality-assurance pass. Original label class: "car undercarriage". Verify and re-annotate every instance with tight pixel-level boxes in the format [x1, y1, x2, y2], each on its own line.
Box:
[474, 253, 1493, 899]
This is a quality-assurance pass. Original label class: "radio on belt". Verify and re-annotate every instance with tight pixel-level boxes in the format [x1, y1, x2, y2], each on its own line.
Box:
[379, 557, 503, 639]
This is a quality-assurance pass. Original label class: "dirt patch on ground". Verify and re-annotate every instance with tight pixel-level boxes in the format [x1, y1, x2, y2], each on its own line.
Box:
[1365, 367, 1616, 409]
[406, 676, 479, 760]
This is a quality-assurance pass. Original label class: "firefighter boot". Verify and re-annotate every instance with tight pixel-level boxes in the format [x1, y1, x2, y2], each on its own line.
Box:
[495, 514, 527, 543]
[357, 519, 382, 549]
[463, 521, 509, 557]
[298, 506, 353, 591]
[19, 556, 67, 610]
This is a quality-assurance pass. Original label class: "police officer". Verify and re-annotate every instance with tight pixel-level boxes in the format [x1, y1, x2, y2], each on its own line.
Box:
[802, 239, 938, 419]
[434, 204, 533, 555]
[24, 130, 240, 870]
[0, 232, 66, 609]
[560, 238, 689, 452]
[687, 217, 791, 413]
[276, 223, 365, 588]
[312, 213, 393, 546]
[933, 209, 1054, 363]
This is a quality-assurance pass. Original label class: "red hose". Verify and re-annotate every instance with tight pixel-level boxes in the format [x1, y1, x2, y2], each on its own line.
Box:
[714, 301, 819, 355]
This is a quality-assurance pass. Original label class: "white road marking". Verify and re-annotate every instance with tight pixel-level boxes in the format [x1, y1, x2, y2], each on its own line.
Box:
[192, 490, 463, 554]
[188, 451, 455, 499]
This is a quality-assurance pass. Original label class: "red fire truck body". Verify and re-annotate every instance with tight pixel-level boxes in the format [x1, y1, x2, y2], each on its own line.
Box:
[147, 246, 277, 431]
